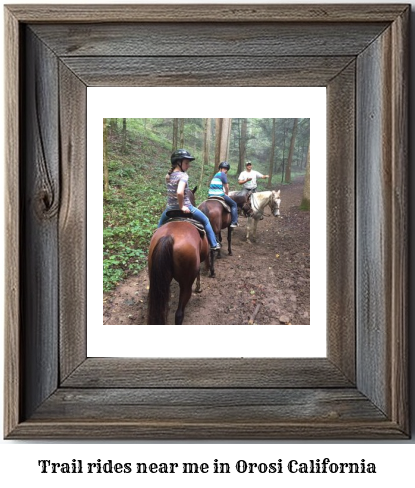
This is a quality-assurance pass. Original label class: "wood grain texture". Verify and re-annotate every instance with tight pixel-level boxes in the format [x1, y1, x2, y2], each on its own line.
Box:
[61, 56, 354, 87]
[7, 422, 406, 441]
[62, 358, 353, 388]
[326, 62, 356, 383]
[6, 4, 409, 23]
[4, 4, 410, 440]
[389, 8, 409, 432]
[4, 6, 21, 438]
[356, 8, 408, 426]
[58, 63, 87, 381]
[21, 28, 60, 420]
[31, 22, 388, 57]
[356, 32, 389, 415]
[32, 388, 386, 423]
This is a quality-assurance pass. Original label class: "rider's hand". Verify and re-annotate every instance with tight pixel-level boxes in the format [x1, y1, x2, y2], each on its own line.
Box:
[247, 177, 252, 181]
[181, 206, 191, 214]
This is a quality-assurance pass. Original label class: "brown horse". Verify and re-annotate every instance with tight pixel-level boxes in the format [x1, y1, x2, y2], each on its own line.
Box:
[198, 198, 234, 278]
[228, 190, 254, 217]
[147, 187, 209, 325]
[147, 221, 209, 324]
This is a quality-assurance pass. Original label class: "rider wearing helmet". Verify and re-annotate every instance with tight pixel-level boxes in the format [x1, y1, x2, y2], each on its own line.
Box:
[158, 149, 220, 250]
[208, 161, 239, 228]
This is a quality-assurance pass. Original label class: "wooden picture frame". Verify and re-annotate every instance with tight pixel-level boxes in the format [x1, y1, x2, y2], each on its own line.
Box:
[4, 4, 409, 439]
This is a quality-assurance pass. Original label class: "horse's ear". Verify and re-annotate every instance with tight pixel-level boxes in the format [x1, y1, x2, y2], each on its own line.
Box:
[192, 186, 198, 194]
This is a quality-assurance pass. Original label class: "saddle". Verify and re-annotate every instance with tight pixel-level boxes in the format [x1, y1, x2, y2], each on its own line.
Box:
[165, 210, 206, 238]
[207, 196, 231, 213]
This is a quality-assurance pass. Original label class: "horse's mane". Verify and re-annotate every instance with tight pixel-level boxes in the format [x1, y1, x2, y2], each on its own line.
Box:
[251, 190, 280, 216]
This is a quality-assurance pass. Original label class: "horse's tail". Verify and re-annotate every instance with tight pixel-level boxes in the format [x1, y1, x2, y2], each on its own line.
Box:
[147, 235, 174, 324]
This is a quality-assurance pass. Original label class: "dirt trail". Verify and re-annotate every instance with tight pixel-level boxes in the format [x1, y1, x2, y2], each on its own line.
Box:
[103, 176, 310, 325]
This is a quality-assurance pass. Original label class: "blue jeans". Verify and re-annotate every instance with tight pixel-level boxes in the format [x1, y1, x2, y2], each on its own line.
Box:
[158, 204, 219, 248]
[223, 194, 238, 225]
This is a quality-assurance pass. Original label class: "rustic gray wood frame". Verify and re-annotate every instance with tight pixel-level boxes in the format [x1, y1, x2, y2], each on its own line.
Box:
[4, 4, 409, 440]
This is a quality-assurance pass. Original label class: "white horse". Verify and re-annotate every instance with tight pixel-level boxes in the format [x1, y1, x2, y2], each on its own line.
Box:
[246, 190, 281, 241]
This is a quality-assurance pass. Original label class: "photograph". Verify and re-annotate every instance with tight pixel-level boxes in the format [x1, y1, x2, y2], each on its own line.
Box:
[3, 0, 410, 443]
[103, 118, 310, 326]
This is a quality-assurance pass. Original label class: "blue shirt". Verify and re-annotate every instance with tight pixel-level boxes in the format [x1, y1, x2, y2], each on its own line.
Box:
[209, 171, 227, 197]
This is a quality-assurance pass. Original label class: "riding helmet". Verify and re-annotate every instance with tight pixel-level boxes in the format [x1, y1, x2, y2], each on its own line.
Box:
[171, 149, 195, 165]
[219, 161, 230, 171]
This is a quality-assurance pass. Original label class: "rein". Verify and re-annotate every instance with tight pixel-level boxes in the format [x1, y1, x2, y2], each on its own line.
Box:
[250, 192, 271, 217]
[250, 194, 262, 216]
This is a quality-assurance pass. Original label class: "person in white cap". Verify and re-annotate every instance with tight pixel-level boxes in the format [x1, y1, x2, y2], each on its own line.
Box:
[238, 161, 269, 193]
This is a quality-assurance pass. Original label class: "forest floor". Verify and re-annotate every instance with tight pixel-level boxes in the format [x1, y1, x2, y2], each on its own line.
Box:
[103, 176, 310, 325]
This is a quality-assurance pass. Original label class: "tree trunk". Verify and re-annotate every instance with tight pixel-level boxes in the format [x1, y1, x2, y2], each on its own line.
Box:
[213, 118, 232, 174]
[199, 118, 211, 187]
[238, 118, 247, 174]
[121, 118, 127, 154]
[286, 118, 298, 184]
[103, 118, 109, 200]
[301, 143, 310, 210]
[214, 119, 222, 174]
[179, 118, 185, 147]
[172, 118, 179, 151]
[267, 118, 276, 188]
[301, 143, 306, 169]
[226, 118, 232, 161]
[109, 118, 117, 135]
[281, 121, 287, 183]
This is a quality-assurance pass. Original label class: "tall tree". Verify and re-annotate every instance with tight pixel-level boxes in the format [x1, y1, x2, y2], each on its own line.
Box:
[172, 118, 179, 151]
[109, 118, 118, 135]
[267, 118, 276, 188]
[213, 118, 232, 174]
[121, 118, 127, 154]
[238, 118, 248, 174]
[179, 118, 185, 147]
[301, 143, 310, 210]
[199, 118, 211, 187]
[103, 118, 109, 200]
[280, 119, 288, 183]
[285, 118, 298, 184]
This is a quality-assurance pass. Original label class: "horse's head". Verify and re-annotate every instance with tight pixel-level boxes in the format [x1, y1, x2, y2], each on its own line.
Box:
[188, 186, 198, 206]
[270, 190, 281, 217]
[242, 201, 254, 217]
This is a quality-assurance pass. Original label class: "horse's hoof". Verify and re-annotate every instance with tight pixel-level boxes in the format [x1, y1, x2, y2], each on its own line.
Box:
[228, 252, 233, 256]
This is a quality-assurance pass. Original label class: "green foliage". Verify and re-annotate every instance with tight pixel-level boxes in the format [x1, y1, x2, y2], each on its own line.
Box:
[229, 117, 310, 175]
[103, 120, 170, 291]
[103, 118, 309, 292]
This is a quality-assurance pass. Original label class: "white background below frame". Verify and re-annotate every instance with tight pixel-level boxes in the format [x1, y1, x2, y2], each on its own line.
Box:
[87, 87, 326, 358]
